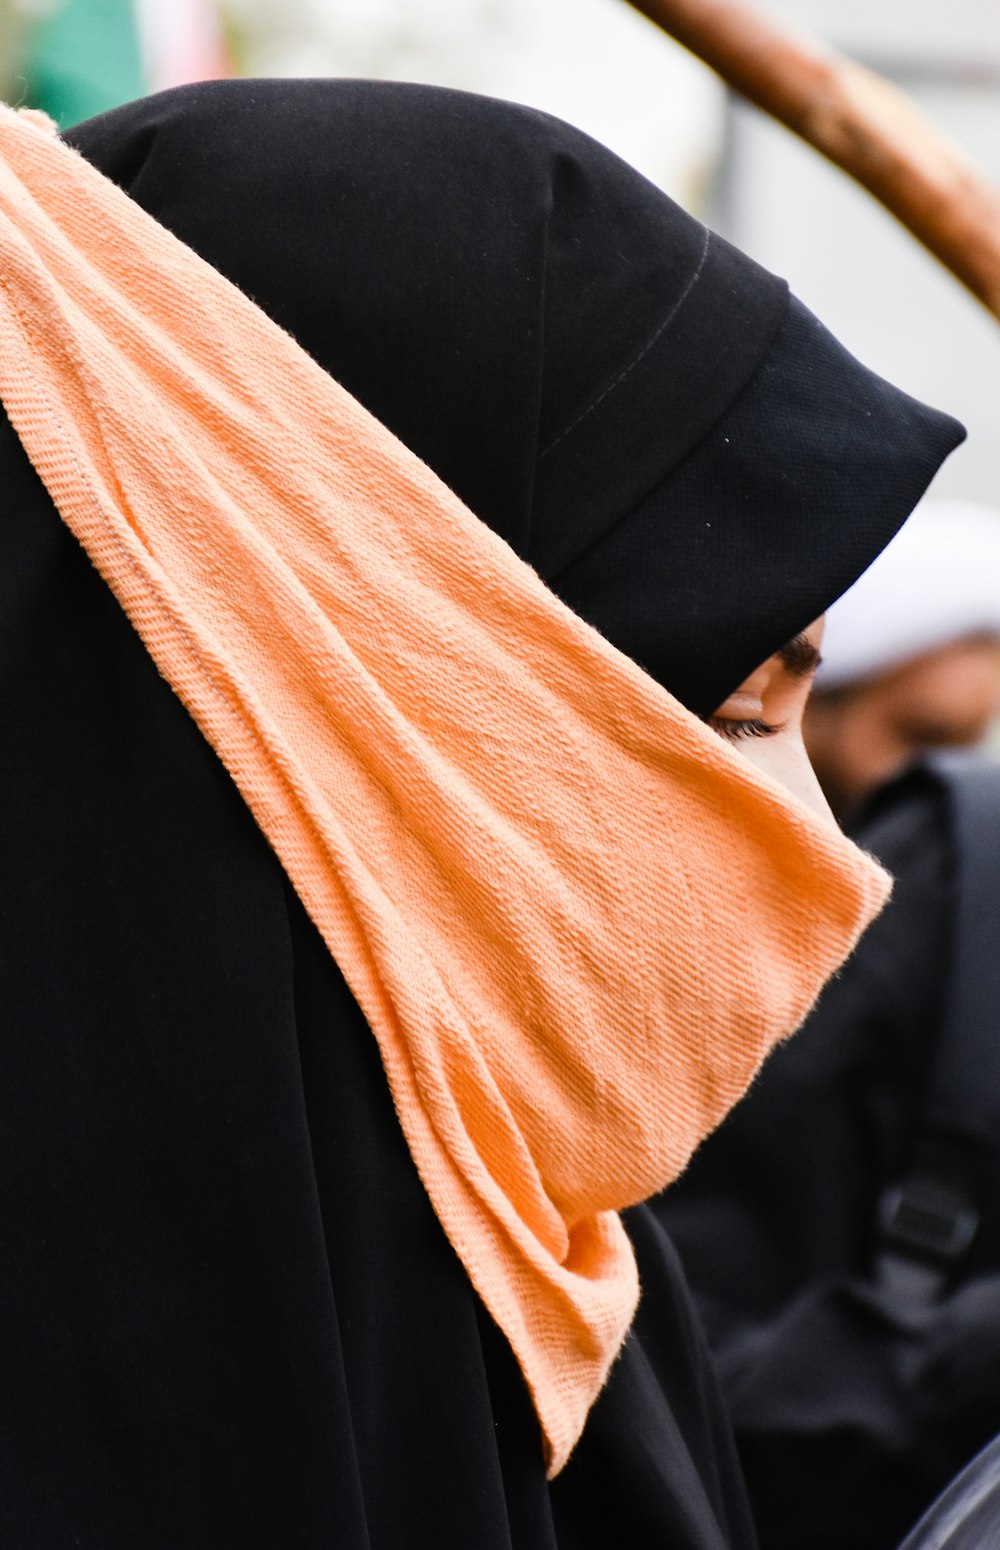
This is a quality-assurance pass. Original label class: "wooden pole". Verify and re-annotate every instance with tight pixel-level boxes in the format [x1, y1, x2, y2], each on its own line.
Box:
[626, 0, 1000, 320]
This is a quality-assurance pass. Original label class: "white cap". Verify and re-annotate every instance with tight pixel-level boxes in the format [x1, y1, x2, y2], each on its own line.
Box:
[817, 498, 1000, 690]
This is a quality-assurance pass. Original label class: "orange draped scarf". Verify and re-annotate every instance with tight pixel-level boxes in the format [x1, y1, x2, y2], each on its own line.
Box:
[0, 106, 888, 1473]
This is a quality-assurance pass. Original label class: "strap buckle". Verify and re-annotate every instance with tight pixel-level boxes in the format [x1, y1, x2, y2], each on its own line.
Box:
[877, 1177, 979, 1266]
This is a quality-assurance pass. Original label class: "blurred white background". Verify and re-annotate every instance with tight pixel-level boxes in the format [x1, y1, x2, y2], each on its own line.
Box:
[225, 0, 724, 207]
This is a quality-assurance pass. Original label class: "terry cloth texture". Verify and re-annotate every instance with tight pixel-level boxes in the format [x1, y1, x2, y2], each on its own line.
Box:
[0, 103, 891, 1473]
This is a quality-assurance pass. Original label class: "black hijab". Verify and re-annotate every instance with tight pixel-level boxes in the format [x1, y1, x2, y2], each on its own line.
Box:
[65, 77, 961, 714]
[0, 79, 961, 1550]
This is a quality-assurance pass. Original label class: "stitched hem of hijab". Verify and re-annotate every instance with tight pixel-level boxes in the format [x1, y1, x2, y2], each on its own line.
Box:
[530, 232, 788, 575]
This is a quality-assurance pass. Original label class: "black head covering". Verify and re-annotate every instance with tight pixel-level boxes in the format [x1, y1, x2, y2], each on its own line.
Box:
[0, 79, 962, 1550]
[65, 77, 963, 714]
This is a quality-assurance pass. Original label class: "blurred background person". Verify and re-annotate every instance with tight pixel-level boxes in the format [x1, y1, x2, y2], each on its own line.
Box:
[805, 498, 1000, 820]
[656, 501, 1000, 1550]
[657, 758, 1000, 1550]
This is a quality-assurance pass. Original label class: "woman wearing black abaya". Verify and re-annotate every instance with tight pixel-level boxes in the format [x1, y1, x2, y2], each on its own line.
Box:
[0, 80, 961, 1548]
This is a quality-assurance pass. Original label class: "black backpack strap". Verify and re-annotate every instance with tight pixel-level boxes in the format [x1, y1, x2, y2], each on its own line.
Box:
[875, 756, 1000, 1303]
[926, 756, 1000, 1136]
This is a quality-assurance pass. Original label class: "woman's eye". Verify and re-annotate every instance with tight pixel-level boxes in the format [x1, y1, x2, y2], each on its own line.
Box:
[709, 716, 782, 742]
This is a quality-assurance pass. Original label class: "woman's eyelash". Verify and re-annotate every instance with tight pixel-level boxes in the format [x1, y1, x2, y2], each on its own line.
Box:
[709, 717, 782, 742]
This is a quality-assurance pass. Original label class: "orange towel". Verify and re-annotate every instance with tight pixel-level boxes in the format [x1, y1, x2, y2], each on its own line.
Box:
[0, 105, 889, 1473]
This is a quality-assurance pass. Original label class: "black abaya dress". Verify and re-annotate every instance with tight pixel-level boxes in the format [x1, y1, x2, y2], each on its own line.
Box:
[0, 426, 753, 1546]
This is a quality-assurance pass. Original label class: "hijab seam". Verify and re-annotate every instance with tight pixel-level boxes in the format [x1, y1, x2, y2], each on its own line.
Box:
[537, 224, 711, 463]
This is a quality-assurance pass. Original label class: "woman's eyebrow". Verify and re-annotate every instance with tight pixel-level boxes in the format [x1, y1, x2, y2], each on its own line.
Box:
[778, 633, 823, 679]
